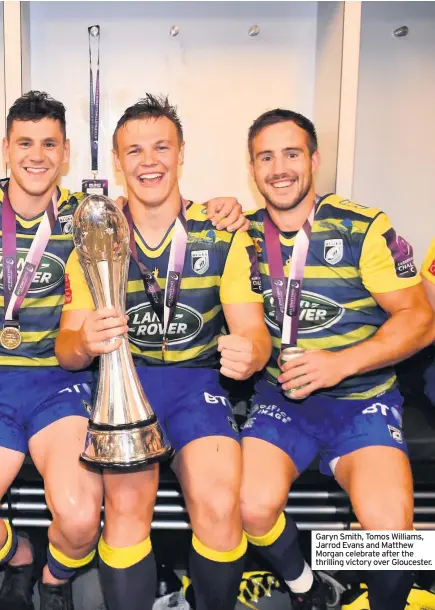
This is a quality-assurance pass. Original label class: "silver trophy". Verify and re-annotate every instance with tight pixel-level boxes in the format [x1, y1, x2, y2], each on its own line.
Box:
[73, 194, 172, 468]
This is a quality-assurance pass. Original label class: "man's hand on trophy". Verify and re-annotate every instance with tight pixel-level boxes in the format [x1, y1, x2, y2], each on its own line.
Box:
[113, 196, 127, 210]
[204, 197, 250, 232]
[218, 334, 258, 381]
[79, 307, 129, 356]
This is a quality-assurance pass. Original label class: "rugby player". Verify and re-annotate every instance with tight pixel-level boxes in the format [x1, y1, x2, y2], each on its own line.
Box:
[238, 108, 434, 610]
[0, 91, 245, 610]
[55, 94, 272, 610]
[0, 92, 103, 610]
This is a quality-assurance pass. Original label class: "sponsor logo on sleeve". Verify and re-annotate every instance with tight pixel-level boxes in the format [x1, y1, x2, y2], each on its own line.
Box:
[246, 244, 262, 294]
[253, 238, 263, 256]
[64, 273, 72, 304]
[428, 259, 435, 277]
[382, 227, 417, 278]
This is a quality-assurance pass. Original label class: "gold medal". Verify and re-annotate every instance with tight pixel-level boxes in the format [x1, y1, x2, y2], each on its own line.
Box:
[0, 326, 22, 350]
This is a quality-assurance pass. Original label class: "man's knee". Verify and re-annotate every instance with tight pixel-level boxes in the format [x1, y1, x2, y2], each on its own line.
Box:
[356, 492, 413, 530]
[51, 496, 101, 548]
[189, 484, 240, 532]
[240, 487, 285, 534]
[105, 480, 157, 520]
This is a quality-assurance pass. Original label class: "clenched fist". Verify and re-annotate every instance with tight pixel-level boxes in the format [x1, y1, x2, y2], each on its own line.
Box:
[218, 334, 258, 380]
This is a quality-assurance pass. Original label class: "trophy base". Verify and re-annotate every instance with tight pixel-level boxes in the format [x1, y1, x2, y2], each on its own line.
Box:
[80, 416, 173, 470]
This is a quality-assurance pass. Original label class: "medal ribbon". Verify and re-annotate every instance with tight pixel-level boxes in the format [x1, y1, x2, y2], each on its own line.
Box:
[124, 200, 188, 351]
[88, 25, 100, 176]
[2, 189, 59, 327]
[264, 203, 315, 349]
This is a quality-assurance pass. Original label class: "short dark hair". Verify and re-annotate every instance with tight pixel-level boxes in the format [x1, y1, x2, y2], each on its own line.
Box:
[248, 108, 317, 160]
[113, 93, 184, 149]
[6, 91, 66, 139]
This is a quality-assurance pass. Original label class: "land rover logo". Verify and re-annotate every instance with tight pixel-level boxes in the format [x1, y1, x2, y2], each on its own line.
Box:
[0, 249, 65, 294]
[127, 302, 203, 347]
[264, 289, 344, 333]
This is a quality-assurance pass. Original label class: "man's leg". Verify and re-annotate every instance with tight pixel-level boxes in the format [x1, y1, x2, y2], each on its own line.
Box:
[0, 447, 34, 610]
[173, 436, 246, 610]
[98, 466, 159, 610]
[335, 446, 414, 610]
[240, 439, 311, 587]
[0, 375, 37, 610]
[29, 415, 103, 608]
[239, 383, 327, 609]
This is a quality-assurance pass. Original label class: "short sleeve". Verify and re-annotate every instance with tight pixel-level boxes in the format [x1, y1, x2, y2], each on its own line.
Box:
[359, 212, 421, 294]
[421, 238, 435, 285]
[62, 249, 95, 311]
[220, 231, 263, 304]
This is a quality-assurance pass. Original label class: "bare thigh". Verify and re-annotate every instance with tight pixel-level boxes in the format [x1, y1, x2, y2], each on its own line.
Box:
[173, 436, 242, 551]
[102, 464, 159, 547]
[241, 437, 299, 536]
[334, 446, 414, 530]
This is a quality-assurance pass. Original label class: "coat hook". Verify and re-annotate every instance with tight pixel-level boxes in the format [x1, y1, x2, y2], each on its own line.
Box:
[393, 26, 409, 38]
[248, 25, 260, 37]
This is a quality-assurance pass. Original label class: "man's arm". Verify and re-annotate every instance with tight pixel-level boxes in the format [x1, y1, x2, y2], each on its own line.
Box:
[423, 276, 435, 311]
[204, 197, 250, 232]
[279, 283, 434, 397]
[279, 212, 434, 398]
[55, 250, 128, 370]
[116, 194, 249, 231]
[219, 302, 271, 380]
[218, 230, 271, 381]
[56, 308, 128, 371]
[421, 238, 435, 311]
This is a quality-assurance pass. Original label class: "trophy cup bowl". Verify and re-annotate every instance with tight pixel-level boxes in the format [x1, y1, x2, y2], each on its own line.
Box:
[73, 194, 172, 468]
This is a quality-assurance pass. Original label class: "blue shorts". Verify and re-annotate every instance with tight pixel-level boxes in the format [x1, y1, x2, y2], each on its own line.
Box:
[0, 367, 93, 454]
[241, 380, 408, 476]
[136, 367, 239, 452]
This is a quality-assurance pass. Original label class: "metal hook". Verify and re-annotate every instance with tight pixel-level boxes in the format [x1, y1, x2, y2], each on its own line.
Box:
[393, 26, 409, 38]
[248, 25, 260, 37]
[169, 25, 180, 38]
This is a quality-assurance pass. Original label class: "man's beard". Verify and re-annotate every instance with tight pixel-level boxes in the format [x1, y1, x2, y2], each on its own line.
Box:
[263, 177, 312, 212]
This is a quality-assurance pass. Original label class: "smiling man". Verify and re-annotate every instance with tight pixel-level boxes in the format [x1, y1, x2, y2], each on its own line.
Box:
[0, 91, 104, 610]
[55, 94, 271, 610]
[238, 108, 434, 610]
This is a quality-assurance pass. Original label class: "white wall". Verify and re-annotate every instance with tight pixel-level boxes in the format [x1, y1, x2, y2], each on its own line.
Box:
[28, 1, 318, 209]
[354, 1, 435, 266]
[314, 1, 343, 196]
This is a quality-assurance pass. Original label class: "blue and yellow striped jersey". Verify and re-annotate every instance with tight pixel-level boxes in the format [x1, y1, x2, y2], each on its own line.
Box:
[246, 194, 420, 399]
[0, 179, 85, 367]
[64, 201, 263, 368]
[421, 238, 435, 285]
